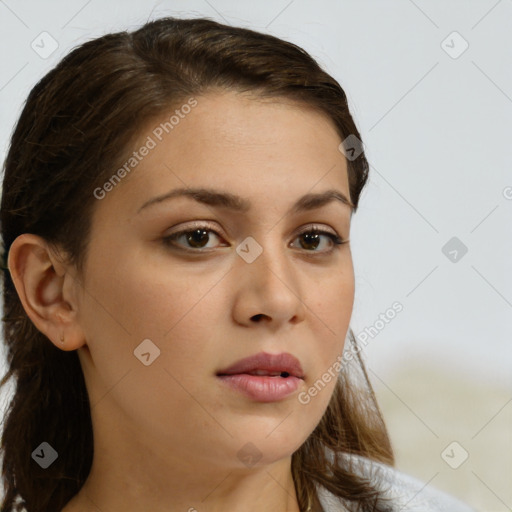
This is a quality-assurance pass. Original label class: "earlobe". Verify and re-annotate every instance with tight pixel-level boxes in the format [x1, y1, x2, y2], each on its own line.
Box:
[7, 233, 86, 352]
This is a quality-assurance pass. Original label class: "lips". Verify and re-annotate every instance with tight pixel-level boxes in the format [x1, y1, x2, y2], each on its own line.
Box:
[216, 351, 305, 402]
[216, 351, 305, 379]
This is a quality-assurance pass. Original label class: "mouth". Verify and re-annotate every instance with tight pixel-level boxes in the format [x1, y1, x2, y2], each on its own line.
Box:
[216, 352, 305, 403]
[218, 369, 295, 378]
[216, 351, 305, 380]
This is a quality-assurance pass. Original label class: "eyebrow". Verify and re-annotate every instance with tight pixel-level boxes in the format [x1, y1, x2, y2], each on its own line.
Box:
[137, 187, 354, 214]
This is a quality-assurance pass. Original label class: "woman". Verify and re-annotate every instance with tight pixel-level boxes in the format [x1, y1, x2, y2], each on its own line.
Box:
[0, 16, 474, 512]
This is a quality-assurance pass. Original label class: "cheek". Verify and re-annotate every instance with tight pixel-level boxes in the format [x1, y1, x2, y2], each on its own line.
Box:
[310, 274, 354, 357]
[302, 289, 352, 421]
[77, 252, 227, 432]
[83, 248, 225, 340]
[76, 249, 227, 403]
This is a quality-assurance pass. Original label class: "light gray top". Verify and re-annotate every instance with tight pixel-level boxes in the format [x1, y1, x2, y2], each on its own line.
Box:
[316, 455, 476, 512]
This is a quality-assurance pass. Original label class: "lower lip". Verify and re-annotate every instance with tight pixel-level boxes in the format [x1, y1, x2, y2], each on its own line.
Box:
[217, 374, 302, 402]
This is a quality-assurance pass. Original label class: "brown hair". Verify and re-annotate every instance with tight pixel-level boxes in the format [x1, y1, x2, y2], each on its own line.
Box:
[0, 16, 394, 512]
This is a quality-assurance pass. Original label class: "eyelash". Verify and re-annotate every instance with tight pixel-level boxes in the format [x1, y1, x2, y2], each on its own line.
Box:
[162, 222, 348, 255]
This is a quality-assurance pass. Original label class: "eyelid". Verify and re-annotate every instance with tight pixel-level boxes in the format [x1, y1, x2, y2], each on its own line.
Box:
[165, 220, 222, 237]
[295, 223, 337, 237]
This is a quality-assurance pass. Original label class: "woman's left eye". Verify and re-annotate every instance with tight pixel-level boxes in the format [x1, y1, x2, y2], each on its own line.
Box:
[291, 228, 346, 252]
[162, 224, 347, 253]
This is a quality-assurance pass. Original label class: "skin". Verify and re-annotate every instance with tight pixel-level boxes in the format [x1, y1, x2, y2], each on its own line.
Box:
[9, 90, 355, 512]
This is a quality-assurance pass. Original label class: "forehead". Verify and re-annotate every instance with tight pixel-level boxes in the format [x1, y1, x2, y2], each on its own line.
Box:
[95, 91, 350, 216]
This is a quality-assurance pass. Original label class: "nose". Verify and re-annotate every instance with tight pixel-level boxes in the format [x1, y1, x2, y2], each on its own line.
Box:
[231, 239, 306, 329]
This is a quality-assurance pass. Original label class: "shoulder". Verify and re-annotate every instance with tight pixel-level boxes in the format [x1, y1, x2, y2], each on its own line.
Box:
[316, 454, 476, 512]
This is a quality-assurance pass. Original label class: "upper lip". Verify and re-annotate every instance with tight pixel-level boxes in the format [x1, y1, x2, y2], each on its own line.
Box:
[216, 351, 305, 379]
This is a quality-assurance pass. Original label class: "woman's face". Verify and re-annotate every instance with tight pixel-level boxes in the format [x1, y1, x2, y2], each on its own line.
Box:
[75, 91, 355, 470]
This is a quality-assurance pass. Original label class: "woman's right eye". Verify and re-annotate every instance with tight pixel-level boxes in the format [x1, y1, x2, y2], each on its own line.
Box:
[163, 226, 227, 252]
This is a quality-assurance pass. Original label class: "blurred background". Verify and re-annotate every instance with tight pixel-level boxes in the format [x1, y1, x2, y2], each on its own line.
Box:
[0, 1, 510, 511]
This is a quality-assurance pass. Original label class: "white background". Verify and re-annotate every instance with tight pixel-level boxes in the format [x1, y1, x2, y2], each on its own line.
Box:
[1, 1, 511, 511]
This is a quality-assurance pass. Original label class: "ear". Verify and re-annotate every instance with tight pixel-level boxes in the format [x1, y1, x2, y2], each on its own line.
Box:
[7, 233, 86, 352]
